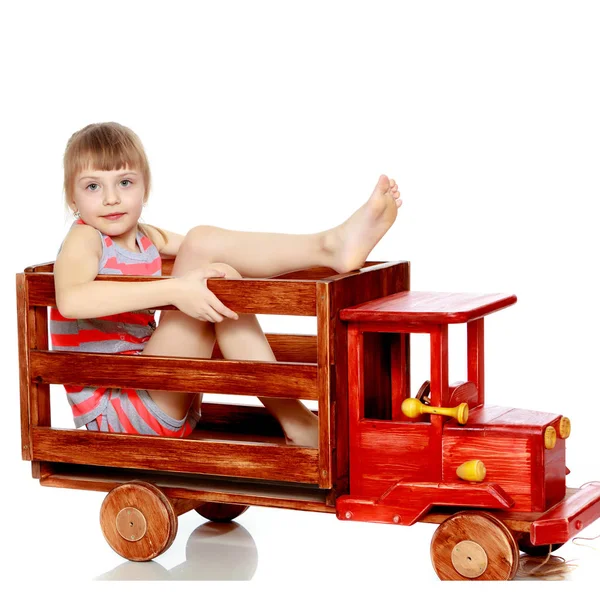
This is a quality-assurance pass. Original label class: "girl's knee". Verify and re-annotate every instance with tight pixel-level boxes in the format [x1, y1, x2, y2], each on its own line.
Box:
[210, 262, 242, 279]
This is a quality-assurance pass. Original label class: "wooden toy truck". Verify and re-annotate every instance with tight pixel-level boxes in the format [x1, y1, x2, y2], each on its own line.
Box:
[16, 258, 600, 580]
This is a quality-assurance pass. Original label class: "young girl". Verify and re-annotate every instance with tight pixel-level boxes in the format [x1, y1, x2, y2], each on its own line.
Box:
[50, 122, 402, 447]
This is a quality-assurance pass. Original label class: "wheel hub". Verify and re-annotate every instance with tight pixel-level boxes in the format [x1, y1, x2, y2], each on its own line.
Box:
[451, 540, 488, 578]
[116, 507, 147, 542]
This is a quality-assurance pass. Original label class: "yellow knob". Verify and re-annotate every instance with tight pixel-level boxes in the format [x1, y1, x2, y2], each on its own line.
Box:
[456, 460, 487, 482]
[559, 417, 571, 439]
[544, 426, 557, 449]
[401, 398, 469, 425]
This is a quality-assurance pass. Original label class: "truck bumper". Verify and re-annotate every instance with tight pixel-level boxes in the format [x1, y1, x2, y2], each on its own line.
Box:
[531, 482, 600, 545]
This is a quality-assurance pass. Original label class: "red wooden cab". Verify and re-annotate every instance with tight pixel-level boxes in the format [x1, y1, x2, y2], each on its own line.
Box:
[335, 291, 599, 547]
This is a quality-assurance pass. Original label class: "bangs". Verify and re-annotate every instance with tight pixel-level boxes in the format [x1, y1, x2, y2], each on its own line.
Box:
[63, 122, 151, 207]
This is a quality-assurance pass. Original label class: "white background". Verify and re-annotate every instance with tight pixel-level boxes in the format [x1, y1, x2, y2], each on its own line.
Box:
[1, 0, 599, 595]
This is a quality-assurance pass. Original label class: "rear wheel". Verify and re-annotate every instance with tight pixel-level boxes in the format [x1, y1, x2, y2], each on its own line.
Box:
[195, 502, 249, 523]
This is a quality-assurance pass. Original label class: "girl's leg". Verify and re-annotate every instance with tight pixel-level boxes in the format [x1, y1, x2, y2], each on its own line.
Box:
[142, 257, 317, 444]
[211, 263, 318, 447]
[185, 175, 401, 278]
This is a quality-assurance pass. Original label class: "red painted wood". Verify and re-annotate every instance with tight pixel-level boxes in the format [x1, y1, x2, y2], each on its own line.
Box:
[531, 482, 600, 545]
[467, 318, 484, 406]
[340, 291, 517, 325]
[337, 482, 513, 526]
[391, 334, 410, 420]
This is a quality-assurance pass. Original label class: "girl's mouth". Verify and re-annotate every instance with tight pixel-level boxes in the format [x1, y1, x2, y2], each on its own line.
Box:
[104, 213, 125, 220]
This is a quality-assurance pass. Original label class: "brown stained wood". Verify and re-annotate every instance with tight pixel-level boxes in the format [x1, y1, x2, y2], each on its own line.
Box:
[212, 334, 317, 363]
[16, 274, 31, 460]
[430, 511, 520, 580]
[193, 403, 285, 437]
[316, 281, 332, 489]
[30, 350, 318, 399]
[340, 291, 517, 325]
[171, 498, 204, 516]
[25, 272, 317, 316]
[31, 427, 320, 484]
[39, 462, 334, 512]
[100, 481, 177, 561]
[467, 318, 485, 406]
[195, 503, 249, 522]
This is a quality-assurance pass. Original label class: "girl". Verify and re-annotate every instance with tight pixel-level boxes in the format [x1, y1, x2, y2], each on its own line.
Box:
[51, 122, 402, 447]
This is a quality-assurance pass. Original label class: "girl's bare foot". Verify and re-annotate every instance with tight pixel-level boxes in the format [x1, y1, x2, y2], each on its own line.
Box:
[324, 175, 402, 273]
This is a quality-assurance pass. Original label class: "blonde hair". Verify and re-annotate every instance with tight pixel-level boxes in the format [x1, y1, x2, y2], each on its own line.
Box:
[63, 121, 167, 245]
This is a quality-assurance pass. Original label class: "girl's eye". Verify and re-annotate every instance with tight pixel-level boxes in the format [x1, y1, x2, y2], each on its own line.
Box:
[86, 180, 133, 191]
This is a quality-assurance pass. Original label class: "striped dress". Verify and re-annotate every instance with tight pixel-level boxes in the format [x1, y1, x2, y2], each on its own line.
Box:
[50, 219, 198, 437]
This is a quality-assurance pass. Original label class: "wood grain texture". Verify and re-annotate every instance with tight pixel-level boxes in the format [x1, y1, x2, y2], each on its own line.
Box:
[333, 261, 410, 500]
[340, 291, 517, 325]
[100, 481, 177, 561]
[316, 281, 333, 489]
[31, 427, 320, 484]
[30, 350, 318, 399]
[26, 272, 318, 316]
[39, 462, 334, 513]
[531, 482, 600, 545]
[430, 511, 519, 580]
[16, 274, 31, 460]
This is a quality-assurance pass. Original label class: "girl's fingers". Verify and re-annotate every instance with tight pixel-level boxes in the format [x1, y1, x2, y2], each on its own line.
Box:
[203, 305, 223, 323]
[211, 296, 239, 320]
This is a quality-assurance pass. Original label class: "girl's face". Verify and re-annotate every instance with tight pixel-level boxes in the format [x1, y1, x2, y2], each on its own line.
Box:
[71, 167, 145, 236]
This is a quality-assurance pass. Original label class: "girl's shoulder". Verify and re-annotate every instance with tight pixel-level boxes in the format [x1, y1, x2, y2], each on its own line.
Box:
[60, 221, 103, 261]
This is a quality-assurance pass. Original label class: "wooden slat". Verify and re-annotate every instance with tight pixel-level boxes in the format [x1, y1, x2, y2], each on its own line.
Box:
[316, 281, 332, 489]
[16, 274, 31, 460]
[31, 427, 320, 484]
[30, 350, 318, 399]
[212, 334, 317, 363]
[38, 463, 333, 512]
[25, 272, 317, 316]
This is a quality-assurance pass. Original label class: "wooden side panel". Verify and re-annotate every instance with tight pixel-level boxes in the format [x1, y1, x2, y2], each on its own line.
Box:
[26, 273, 317, 316]
[31, 427, 320, 484]
[30, 351, 318, 399]
[443, 430, 535, 511]
[353, 421, 436, 496]
[544, 439, 566, 510]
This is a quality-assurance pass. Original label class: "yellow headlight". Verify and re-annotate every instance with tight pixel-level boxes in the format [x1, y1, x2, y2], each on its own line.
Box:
[544, 426, 557, 450]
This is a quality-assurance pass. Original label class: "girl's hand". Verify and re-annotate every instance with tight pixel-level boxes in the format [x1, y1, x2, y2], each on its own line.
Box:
[172, 267, 239, 322]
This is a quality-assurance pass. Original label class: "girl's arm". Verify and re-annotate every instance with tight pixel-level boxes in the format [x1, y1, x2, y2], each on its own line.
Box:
[55, 224, 179, 319]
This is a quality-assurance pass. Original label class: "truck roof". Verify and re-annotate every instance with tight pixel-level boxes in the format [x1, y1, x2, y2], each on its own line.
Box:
[340, 291, 517, 325]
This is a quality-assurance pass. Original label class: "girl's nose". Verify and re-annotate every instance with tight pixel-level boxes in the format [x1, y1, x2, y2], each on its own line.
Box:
[104, 187, 121, 205]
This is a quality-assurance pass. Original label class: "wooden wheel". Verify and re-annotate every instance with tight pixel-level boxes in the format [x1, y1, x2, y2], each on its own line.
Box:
[195, 502, 249, 523]
[100, 481, 178, 561]
[516, 532, 564, 557]
[430, 511, 520, 580]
